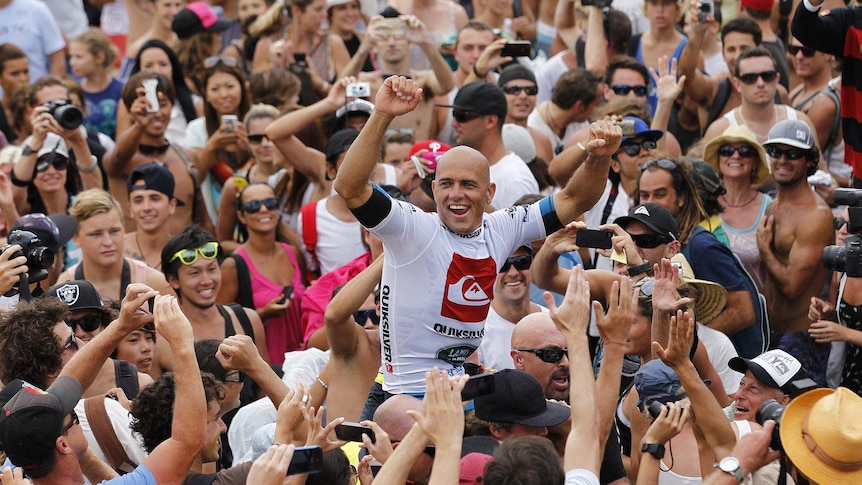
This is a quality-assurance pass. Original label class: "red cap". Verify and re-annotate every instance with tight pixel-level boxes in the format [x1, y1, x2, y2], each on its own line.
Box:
[741, 0, 773, 12]
[408, 140, 451, 159]
[459, 453, 494, 484]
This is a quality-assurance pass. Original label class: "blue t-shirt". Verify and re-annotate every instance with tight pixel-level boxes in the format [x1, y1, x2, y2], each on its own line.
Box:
[101, 464, 156, 485]
[81, 77, 124, 139]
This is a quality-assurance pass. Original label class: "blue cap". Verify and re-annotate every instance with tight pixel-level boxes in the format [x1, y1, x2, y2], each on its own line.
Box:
[634, 360, 687, 408]
[621, 116, 664, 143]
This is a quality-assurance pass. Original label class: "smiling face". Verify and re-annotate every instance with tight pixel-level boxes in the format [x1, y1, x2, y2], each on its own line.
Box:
[733, 370, 787, 421]
[718, 142, 758, 182]
[329, 0, 361, 33]
[247, 117, 276, 164]
[432, 147, 495, 235]
[33, 156, 69, 194]
[638, 168, 683, 216]
[74, 209, 126, 268]
[789, 37, 831, 80]
[201, 399, 227, 463]
[237, 184, 280, 235]
[171, 254, 221, 309]
[141, 92, 173, 137]
[53, 320, 79, 369]
[205, 71, 242, 116]
[138, 47, 173, 79]
[768, 143, 814, 187]
[129, 188, 176, 233]
[721, 32, 756, 69]
[115, 329, 155, 373]
[495, 247, 532, 303]
[502, 80, 538, 123]
[154, 0, 185, 29]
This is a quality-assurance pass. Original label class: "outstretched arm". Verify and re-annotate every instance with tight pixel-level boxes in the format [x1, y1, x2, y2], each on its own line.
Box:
[324, 256, 384, 357]
[335, 76, 424, 208]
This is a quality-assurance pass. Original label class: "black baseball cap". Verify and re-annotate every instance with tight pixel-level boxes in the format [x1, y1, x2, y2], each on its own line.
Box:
[473, 369, 570, 427]
[438, 82, 508, 120]
[325, 129, 360, 165]
[497, 64, 537, 87]
[615, 203, 680, 241]
[172, 1, 232, 39]
[127, 162, 185, 206]
[10, 213, 76, 253]
[0, 376, 83, 470]
[46, 280, 108, 314]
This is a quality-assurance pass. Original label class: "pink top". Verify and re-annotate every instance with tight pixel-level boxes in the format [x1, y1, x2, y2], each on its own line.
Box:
[234, 243, 305, 364]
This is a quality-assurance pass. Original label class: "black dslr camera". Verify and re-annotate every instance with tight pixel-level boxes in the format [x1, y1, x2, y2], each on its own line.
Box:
[823, 189, 862, 277]
[44, 99, 84, 130]
[1, 230, 54, 297]
[755, 378, 819, 451]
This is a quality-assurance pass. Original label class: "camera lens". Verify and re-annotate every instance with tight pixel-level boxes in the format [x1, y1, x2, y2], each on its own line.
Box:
[27, 246, 54, 270]
[755, 399, 785, 451]
[823, 245, 847, 273]
[53, 104, 84, 130]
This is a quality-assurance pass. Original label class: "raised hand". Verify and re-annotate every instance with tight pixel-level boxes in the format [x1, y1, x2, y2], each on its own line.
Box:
[544, 221, 583, 256]
[0, 245, 27, 296]
[650, 56, 685, 105]
[652, 258, 693, 312]
[653, 309, 695, 369]
[216, 334, 263, 372]
[643, 401, 690, 445]
[595, 277, 637, 347]
[117, 284, 159, 333]
[407, 368, 468, 446]
[597, 222, 641, 263]
[302, 406, 347, 453]
[360, 420, 394, 463]
[152, 294, 192, 347]
[585, 120, 623, 158]
[374, 76, 423, 117]
[544, 265, 591, 339]
[402, 15, 429, 45]
[246, 444, 296, 485]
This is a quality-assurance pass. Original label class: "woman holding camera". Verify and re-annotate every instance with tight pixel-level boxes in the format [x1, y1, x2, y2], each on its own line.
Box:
[185, 56, 252, 224]
[218, 182, 304, 364]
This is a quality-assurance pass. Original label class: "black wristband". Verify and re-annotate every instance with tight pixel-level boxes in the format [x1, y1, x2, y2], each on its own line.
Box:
[641, 442, 665, 460]
[473, 64, 487, 78]
[9, 168, 30, 187]
[627, 261, 651, 277]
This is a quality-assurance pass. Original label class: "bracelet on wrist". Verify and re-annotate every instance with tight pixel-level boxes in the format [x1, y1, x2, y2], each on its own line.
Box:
[473, 64, 487, 78]
[316, 376, 329, 390]
[77, 155, 99, 174]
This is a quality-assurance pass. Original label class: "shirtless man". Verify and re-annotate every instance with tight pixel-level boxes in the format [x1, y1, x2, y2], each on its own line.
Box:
[123, 162, 179, 271]
[524, 0, 558, 56]
[757, 120, 834, 386]
[104, 72, 208, 235]
[341, 15, 456, 142]
[497, 64, 554, 163]
[57, 189, 173, 305]
[703, 47, 815, 145]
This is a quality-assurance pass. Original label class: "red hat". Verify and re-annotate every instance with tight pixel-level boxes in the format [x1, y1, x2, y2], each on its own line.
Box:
[408, 140, 451, 159]
[741, 0, 773, 12]
[459, 452, 494, 484]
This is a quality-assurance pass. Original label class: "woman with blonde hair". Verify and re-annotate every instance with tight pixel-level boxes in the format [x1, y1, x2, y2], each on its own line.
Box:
[70, 28, 124, 139]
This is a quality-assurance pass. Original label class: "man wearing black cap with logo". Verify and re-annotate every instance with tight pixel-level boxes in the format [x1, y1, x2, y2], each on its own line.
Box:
[439, 81, 539, 209]
[123, 162, 183, 271]
[497, 65, 554, 163]
[0, 288, 208, 485]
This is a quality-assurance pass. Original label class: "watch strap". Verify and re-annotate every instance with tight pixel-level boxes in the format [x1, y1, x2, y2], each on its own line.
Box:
[628, 261, 651, 277]
[641, 442, 665, 460]
[715, 456, 744, 483]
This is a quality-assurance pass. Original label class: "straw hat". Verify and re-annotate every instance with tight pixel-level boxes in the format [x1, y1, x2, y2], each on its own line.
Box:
[670, 254, 727, 324]
[702, 125, 770, 184]
[780, 387, 862, 482]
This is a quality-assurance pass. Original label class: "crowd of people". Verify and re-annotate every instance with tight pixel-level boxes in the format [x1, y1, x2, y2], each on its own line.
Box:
[1, 0, 862, 483]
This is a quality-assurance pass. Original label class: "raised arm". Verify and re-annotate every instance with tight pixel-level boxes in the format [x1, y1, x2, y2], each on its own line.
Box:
[550, 120, 620, 225]
[217, 334, 289, 407]
[584, 6, 608, 75]
[403, 15, 456, 95]
[649, 56, 685, 155]
[143, 295, 207, 483]
[678, 7, 718, 107]
[335, 76, 423, 208]
[324, 256, 383, 357]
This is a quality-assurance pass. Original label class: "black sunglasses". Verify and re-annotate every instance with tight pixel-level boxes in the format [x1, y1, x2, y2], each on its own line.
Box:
[67, 314, 103, 333]
[242, 197, 279, 213]
[611, 84, 648, 96]
[788, 45, 816, 57]
[353, 309, 380, 326]
[500, 254, 532, 273]
[631, 233, 672, 249]
[247, 134, 269, 144]
[641, 158, 679, 172]
[139, 142, 170, 156]
[36, 156, 69, 173]
[452, 109, 484, 123]
[60, 410, 80, 436]
[515, 347, 568, 364]
[63, 333, 79, 352]
[501, 85, 539, 96]
[620, 140, 657, 157]
[765, 145, 807, 160]
[834, 216, 848, 231]
[718, 144, 757, 158]
[737, 70, 778, 85]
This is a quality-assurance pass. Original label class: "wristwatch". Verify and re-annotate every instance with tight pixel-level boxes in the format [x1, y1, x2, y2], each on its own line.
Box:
[715, 455, 744, 483]
[21, 144, 39, 157]
[641, 442, 665, 460]
[627, 261, 651, 277]
[77, 155, 99, 174]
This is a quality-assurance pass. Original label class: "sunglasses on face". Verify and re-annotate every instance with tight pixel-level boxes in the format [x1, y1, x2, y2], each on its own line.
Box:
[610, 84, 648, 96]
[499, 254, 533, 273]
[641, 158, 679, 172]
[737, 70, 778, 85]
[247, 134, 269, 144]
[630, 233, 672, 249]
[515, 347, 568, 364]
[139, 142, 170, 156]
[36, 156, 69, 173]
[501, 85, 539, 96]
[63, 333, 79, 352]
[67, 313, 103, 333]
[353, 309, 380, 326]
[203, 55, 240, 69]
[765, 145, 807, 160]
[718, 144, 757, 158]
[60, 410, 80, 435]
[223, 371, 246, 383]
[169, 241, 220, 265]
[834, 216, 848, 230]
[452, 109, 484, 123]
[620, 140, 657, 157]
[788, 45, 816, 57]
[242, 196, 279, 213]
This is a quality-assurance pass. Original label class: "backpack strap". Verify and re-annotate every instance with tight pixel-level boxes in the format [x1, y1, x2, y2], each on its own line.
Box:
[84, 396, 136, 474]
[301, 201, 320, 280]
[230, 254, 255, 309]
[706, 78, 733, 128]
[228, 303, 255, 343]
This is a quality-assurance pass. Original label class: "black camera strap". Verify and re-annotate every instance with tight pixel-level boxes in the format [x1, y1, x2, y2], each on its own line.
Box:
[74, 259, 131, 301]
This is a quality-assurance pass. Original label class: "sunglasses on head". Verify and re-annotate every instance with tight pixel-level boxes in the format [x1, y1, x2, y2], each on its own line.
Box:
[36, 156, 69, 173]
[620, 139, 657, 157]
[765, 145, 807, 160]
[788, 45, 816, 57]
[631, 233, 672, 249]
[169, 241, 220, 265]
[452, 109, 484, 123]
[139, 142, 171, 156]
[635, 278, 656, 297]
[242, 197, 279, 213]
[247, 134, 269, 144]
[223, 370, 246, 383]
[611, 84, 648, 96]
[353, 309, 380, 326]
[718, 144, 757, 158]
[67, 313, 103, 333]
[501, 85, 538, 96]
[515, 347, 568, 364]
[500, 254, 532, 273]
[641, 158, 679, 172]
[737, 70, 778, 85]
[203, 55, 240, 69]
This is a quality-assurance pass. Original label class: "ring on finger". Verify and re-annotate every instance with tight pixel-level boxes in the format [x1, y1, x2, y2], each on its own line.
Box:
[301, 395, 310, 404]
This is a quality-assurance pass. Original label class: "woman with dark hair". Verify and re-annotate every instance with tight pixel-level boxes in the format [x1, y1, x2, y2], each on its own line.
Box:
[115, 39, 201, 147]
[186, 57, 253, 224]
[219, 182, 305, 364]
[0, 43, 28, 144]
